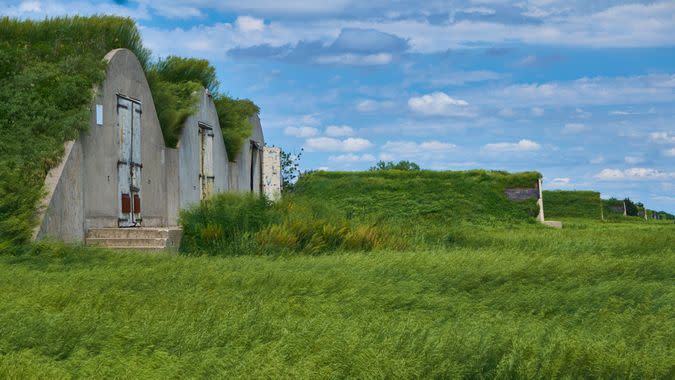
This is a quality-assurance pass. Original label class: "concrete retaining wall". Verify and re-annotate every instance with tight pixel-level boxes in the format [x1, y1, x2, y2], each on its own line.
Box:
[33, 140, 85, 242]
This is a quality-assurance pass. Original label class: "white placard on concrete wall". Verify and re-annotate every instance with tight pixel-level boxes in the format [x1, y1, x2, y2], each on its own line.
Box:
[95, 104, 103, 126]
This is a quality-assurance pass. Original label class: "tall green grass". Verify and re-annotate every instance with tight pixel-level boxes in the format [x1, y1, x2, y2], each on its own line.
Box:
[0, 222, 672, 378]
[179, 193, 407, 256]
[213, 95, 260, 160]
[179, 170, 544, 256]
[145, 56, 260, 151]
[145, 56, 213, 147]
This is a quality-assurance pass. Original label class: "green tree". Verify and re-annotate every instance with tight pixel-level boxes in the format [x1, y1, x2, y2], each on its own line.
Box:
[624, 198, 639, 216]
[369, 160, 421, 171]
[280, 148, 303, 188]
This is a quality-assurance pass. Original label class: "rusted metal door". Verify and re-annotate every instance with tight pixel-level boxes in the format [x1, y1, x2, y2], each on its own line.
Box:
[117, 96, 142, 227]
[199, 123, 214, 199]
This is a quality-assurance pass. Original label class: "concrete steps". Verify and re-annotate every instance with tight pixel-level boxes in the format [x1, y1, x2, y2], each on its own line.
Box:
[541, 220, 563, 229]
[85, 227, 182, 251]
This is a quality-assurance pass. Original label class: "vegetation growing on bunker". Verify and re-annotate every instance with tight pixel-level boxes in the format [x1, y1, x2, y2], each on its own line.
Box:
[542, 190, 602, 219]
[213, 95, 260, 161]
[145, 55, 260, 152]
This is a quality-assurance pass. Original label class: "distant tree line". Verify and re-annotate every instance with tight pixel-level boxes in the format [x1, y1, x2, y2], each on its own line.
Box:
[369, 161, 421, 171]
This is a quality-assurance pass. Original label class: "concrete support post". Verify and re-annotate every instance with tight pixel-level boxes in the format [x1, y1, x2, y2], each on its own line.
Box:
[536, 178, 545, 222]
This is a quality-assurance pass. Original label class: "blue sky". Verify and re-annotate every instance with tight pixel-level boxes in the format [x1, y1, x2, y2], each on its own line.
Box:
[3, 0, 674, 212]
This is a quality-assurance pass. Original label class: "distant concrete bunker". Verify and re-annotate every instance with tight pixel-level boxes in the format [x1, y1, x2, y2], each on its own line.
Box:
[504, 179, 556, 226]
[504, 187, 540, 202]
[33, 48, 282, 245]
[177, 89, 230, 208]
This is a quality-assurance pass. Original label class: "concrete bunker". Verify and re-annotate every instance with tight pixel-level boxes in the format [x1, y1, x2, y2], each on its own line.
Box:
[177, 89, 229, 208]
[34, 48, 176, 242]
[504, 179, 561, 228]
[32, 48, 280, 248]
[229, 114, 265, 193]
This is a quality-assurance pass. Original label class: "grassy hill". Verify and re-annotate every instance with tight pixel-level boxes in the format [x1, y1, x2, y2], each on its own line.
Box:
[291, 170, 542, 223]
[179, 170, 543, 256]
[542, 190, 602, 219]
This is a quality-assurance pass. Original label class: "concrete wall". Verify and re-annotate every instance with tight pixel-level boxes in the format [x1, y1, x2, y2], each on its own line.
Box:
[504, 180, 545, 222]
[165, 147, 180, 225]
[83, 48, 169, 228]
[262, 146, 282, 201]
[229, 114, 265, 193]
[177, 89, 229, 208]
[33, 140, 85, 242]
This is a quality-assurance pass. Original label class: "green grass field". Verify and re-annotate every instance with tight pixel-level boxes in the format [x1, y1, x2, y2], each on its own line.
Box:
[1, 220, 673, 378]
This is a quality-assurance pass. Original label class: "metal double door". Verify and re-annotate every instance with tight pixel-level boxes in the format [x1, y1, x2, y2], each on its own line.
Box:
[117, 96, 142, 227]
[199, 123, 215, 199]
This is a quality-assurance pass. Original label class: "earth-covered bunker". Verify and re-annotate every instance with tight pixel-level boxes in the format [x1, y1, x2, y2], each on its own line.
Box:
[34, 48, 176, 241]
[229, 114, 265, 193]
[177, 89, 230, 208]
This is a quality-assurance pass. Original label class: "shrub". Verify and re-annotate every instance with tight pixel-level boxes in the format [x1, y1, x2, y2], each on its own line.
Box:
[213, 96, 260, 161]
[369, 160, 421, 171]
[255, 224, 299, 251]
[342, 226, 381, 251]
[180, 191, 407, 256]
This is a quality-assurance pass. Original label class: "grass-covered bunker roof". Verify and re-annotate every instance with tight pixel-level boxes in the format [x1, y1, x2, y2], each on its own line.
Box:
[542, 190, 602, 219]
[291, 170, 543, 223]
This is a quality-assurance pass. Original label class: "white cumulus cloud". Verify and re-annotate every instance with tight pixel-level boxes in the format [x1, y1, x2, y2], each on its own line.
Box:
[649, 132, 675, 144]
[590, 155, 605, 164]
[624, 156, 645, 164]
[562, 123, 588, 134]
[314, 53, 392, 65]
[595, 168, 675, 181]
[408, 92, 476, 117]
[328, 153, 376, 163]
[284, 126, 319, 138]
[235, 15, 265, 32]
[381, 140, 456, 155]
[531, 107, 545, 116]
[483, 139, 541, 153]
[304, 137, 373, 152]
[548, 177, 571, 187]
[19, 1, 41, 12]
[324, 125, 354, 137]
[356, 99, 395, 112]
